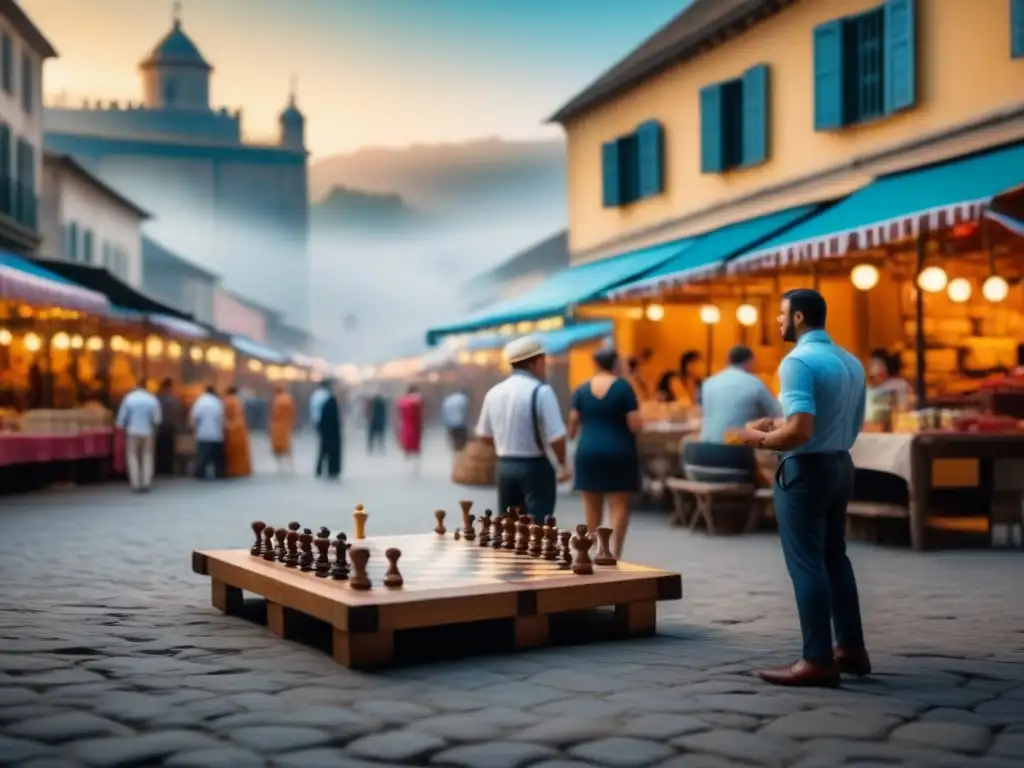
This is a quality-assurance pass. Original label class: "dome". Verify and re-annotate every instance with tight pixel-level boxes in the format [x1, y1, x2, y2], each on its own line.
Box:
[140, 20, 211, 70]
[280, 102, 304, 125]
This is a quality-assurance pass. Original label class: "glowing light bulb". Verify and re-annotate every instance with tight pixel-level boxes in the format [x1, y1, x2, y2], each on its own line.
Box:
[982, 275, 1009, 303]
[916, 266, 948, 293]
[0, 329, 11, 346]
[850, 263, 879, 291]
[736, 304, 759, 327]
[946, 278, 972, 303]
[645, 303, 665, 321]
[24, 333, 41, 352]
[699, 304, 721, 325]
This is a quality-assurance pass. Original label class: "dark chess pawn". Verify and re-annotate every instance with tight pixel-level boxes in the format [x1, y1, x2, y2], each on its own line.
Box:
[318, 526, 331, 539]
[330, 533, 350, 580]
[594, 527, 617, 566]
[464, 514, 476, 541]
[558, 530, 572, 569]
[383, 547, 403, 587]
[571, 524, 595, 575]
[274, 528, 288, 561]
[515, 515, 532, 555]
[250, 521, 266, 556]
[299, 529, 315, 572]
[261, 526, 277, 561]
[349, 547, 372, 590]
[313, 537, 331, 578]
[528, 524, 543, 557]
[491, 515, 505, 549]
[502, 514, 517, 550]
[542, 525, 558, 560]
[283, 529, 300, 568]
[545, 515, 557, 530]
[479, 510, 493, 546]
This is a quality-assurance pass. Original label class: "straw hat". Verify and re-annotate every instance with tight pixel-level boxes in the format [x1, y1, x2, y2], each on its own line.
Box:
[503, 336, 545, 365]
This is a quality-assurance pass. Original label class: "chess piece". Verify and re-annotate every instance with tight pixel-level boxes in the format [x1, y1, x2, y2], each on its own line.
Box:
[479, 510, 493, 546]
[502, 515, 517, 550]
[353, 504, 368, 540]
[250, 521, 266, 556]
[313, 537, 331, 578]
[299, 529, 315, 572]
[454, 530, 461, 541]
[545, 515, 557, 530]
[528, 524, 543, 557]
[261, 526, 276, 561]
[383, 547, 403, 588]
[434, 509, 446, 536]
[594, 527, 617, 566]
[288, 521, 301, 535]
[330, 533, 350, 580]
[542, 525, 558, 560]
[318, 526, 331, 539]
[349, 547, 372, 590]
[464, 514, 476, 541]
[274, 528, 287, 561]
[459, 500, 473, 532]
[558, 530, 572, 569]
[491, 515, 504, 549]
[283, 529, 300, 568]
[515, 515, 532, 555]
[571, 524, 595, 575]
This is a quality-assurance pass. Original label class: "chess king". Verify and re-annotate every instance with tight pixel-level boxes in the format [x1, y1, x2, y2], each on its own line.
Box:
[474, 337, 571, 524]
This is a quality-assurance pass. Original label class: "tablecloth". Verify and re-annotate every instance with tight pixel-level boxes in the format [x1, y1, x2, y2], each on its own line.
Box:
[850, 432, 915, 484]
[0, 430, 115, 468]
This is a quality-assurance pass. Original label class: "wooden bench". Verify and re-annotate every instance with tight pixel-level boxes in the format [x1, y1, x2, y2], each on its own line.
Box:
[846, 501, 909, 519]
[666, 478, 767, 535]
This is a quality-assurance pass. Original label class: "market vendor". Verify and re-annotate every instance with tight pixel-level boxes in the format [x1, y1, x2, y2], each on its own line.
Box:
[865, 349, 914, 424]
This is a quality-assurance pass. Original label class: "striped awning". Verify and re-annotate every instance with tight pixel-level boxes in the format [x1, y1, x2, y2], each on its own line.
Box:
[729, 141, 1024, 273]
[230, 335, 288, 363]
[985, 210, 1024, 238]
[0, 252, 108, 313]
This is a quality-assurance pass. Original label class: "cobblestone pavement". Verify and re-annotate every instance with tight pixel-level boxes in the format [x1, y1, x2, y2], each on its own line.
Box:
[1, 430, 1023, 767]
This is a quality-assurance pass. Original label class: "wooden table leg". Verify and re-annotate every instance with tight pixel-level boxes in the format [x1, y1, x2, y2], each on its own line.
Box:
[266, 600, 299, 639]
[699, 495, 716, 535]
[668, 491, 686, 526]
[333, 627, 394, 670]
[211, 579, 242, 615]
[909, 443, 928, 551]
[514, 615, 549, 649]
[615, 601, 656, 637]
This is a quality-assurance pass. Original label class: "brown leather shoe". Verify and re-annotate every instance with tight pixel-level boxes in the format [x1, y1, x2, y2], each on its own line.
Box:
[835, 647, 872, 677]
[754, 659, 840, 688]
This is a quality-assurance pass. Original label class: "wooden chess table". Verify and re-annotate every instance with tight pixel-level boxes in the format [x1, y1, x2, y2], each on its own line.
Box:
[192, 532, 683, 670]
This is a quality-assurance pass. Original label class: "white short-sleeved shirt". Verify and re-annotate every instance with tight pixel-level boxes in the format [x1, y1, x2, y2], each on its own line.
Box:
[116, 389, 162, 437]
[476, 371, 567, 458]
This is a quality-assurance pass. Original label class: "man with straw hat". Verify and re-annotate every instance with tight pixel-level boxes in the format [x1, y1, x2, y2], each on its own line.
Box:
[476, 335, 571, 522]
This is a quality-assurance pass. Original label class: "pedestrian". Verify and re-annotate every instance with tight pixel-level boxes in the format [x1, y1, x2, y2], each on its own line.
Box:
[735, 288, 869, 688]
[318, 382, 343, 480]
[223, 386, 252, 478]
[153, 378, 181, 476]
[567, 347, 640, 558]
[365, 391, 388, 454]
[310, 380, 331, 477]
[269, 384, 295, 473]
[476, 337, 571, 523]
[396, 385, 424, 474]
[116, 379, 162, 492]
[440, 387, 470, 452]
[190, 385, 225, 480]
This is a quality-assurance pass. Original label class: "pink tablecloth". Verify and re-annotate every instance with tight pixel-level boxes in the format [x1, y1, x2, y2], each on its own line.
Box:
[0, 429, 115, 468]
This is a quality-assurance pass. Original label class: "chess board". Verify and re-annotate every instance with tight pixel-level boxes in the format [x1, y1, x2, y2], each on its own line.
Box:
[192, 532, 682, 670]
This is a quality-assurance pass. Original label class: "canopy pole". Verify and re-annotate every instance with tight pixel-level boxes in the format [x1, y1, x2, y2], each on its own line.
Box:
[914, 234, 927, 407]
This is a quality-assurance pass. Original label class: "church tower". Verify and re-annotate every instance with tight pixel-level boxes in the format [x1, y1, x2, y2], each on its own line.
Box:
[139, 3, 213, 111]
[278, 76, 305, 152]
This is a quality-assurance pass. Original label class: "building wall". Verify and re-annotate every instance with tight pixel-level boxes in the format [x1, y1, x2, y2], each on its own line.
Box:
[213, 289, 267, 342]
[44, 105, 242, 144]
[142, 264, 215, 324]
[564, 0, 1024, 258]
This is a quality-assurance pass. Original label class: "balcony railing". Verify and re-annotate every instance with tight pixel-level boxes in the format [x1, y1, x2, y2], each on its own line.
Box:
[0, 176, 38, 231]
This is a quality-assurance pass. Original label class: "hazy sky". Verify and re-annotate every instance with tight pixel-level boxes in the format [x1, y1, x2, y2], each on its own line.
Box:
[24, 0, 686, 160]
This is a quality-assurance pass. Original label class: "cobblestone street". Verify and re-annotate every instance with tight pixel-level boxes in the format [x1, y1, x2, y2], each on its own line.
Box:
[1, 430, 1023, 767]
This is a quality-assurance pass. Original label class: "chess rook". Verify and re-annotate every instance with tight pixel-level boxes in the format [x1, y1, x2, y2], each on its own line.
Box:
[594, 527, 617, 566]
[434, 509, 446, 536]
[383, 547, 404, 588]
[353, 504, 368, 540]
[349, 547, 372, 590]
[571, 524, 595, 575]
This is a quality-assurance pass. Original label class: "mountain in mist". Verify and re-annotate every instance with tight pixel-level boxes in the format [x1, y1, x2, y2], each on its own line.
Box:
[310, 185, 431, 233]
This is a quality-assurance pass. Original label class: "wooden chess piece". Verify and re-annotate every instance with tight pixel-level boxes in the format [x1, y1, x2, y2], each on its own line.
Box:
[479, 510, 493, 546]
[545, 515, 557, 529]
[288, 521, 301, 535]
[261, 526, 276, 561]
[434, 509, 446, 536]
[464, 514, 476, 541]
[299, 529, 315, 572]
[353, 504, 368, 540]
[542, 525, 558, 560]
[528, 524, 543, 557]
[558, 530, 572, 569]
[594, 527, 617, 566]
[284, 530, 300, 568]
[330, 533, 349, 580]
[515, 515, 532, 555]
[250, 521, 266, 556]
[571, 524, 595, 575]
[383, 547, 403, 588]
[502, 515, 517, 550]
[349, 547, 372, 590]
[459, 500, 473, 532]
[318, 526, 331, 539]
[454, 530, 461, 541]
[491, 515, 504, 549]
[313, 537, 331, 578]
[274, 528, 287, 561]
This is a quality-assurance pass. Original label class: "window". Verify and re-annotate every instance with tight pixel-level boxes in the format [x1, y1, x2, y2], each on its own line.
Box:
[1013, 0, 1024, 59]
[68, 222, 79, 260]
[0, 122, 9, 216]
[601, 120, 665, 208]
[813, 0, 917, 131]
[700, 65, 770, 174]
[0, 34, 11, 94]
[20, 53, 32, 114]
[82, 230, 94, 264]
[15, 139, 35, 227]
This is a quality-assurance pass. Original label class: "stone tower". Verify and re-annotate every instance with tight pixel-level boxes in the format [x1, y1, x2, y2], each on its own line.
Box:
[139, 4, 212, 111]
[278, 76, 305, 151]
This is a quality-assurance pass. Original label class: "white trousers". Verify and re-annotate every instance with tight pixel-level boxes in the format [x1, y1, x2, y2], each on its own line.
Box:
[127, 434, 155, 490]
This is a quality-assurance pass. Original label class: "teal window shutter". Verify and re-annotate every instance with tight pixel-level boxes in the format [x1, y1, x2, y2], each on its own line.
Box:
[1013, 0, 1024, 58]
[883, 0, 917, 113]
[700, 84, 724, 173]
[813, 20, 846, 130]
[741, 65, 769, 167]
[601, 140, 621, 207]
[636, 120, 664, 197]
[618, 134, 640, 204]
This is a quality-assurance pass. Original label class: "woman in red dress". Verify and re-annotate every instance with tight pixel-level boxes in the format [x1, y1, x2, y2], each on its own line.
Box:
[396, 384, 424, 471]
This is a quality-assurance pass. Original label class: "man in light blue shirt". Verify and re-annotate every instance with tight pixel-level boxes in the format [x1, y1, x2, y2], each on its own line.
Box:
[737, 288, 868, 689]
[699, 345, 782, 443]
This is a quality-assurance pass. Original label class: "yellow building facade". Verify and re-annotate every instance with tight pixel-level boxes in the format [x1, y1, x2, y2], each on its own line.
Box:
[553, 0, 1024, 388]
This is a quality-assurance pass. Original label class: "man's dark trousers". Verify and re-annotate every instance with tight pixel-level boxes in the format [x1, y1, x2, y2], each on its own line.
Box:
[774, 451, 865, 663]
[496, 457, 556, 521]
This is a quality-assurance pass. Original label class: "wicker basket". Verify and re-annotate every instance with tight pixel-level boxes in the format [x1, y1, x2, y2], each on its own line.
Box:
[451, 438, 497, 486]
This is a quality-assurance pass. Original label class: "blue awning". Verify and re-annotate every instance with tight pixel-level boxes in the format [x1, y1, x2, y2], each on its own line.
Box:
[730, 141, 1024, 272]
[230, 335, 288, 363]
[426, 240, 688, 344]
[0, 251, 108, 313]
[986, 210, 1024, 238]
[607, 204, 823, 299]
[466, 321, 614, 355]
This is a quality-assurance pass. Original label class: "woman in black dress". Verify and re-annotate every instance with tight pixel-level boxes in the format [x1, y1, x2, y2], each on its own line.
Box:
[567, 347, 642, 557]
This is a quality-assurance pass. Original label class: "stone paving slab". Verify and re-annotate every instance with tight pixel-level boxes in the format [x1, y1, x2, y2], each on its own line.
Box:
[1, 432, 1022, 767]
